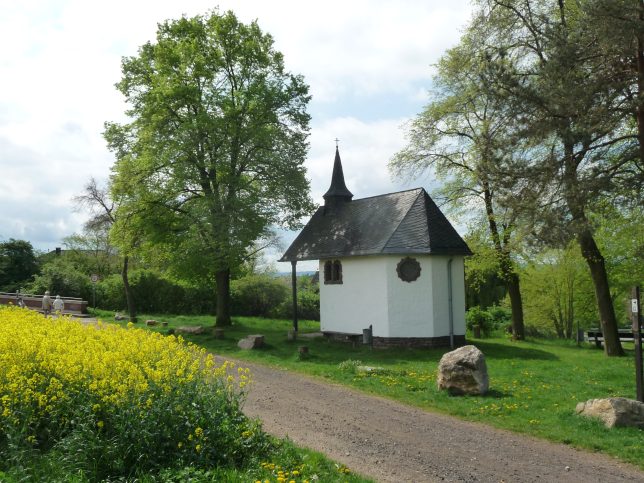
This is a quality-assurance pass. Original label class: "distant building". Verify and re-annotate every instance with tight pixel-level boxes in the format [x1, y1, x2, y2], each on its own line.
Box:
[281, 148, 471, 348]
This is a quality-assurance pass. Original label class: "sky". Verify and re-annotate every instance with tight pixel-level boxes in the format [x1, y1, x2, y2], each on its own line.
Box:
[0, 0, 473, 272]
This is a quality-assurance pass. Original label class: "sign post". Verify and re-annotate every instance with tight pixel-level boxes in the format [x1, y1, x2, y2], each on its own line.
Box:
[90, 274, 99, 310]
[631, 286, 643, 403]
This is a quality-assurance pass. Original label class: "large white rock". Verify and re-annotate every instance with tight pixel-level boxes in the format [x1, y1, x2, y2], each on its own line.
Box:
[575, 398, 644, 429]
[437, 345, 489, 395]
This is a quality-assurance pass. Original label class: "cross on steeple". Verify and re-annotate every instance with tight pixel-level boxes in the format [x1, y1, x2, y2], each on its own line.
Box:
[334, 138, 340, 147]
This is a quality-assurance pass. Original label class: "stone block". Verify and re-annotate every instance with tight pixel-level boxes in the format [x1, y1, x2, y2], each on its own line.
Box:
[238, 334, 265, 350]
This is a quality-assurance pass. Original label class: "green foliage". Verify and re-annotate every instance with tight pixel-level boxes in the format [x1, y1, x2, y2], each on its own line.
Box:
[0, 239, 38, 292]
[466, 305, 511, 337]
[521, 245, 596, 338]
[229, 273, 320, 320]
[338, 360, 363, 374]
[106, 9, 314, 325]
[465, 306, 493, 336]
[231, 274, 289, 317]
[96, 270, 215, 314]
[62, 229, 119, 280]
[27, 257, 92, 301]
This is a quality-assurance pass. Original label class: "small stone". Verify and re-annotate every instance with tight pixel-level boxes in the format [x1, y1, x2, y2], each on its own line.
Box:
[114, 313, 126, 321]
[565, 466, 570, 471]
[145, 319, 157, 326]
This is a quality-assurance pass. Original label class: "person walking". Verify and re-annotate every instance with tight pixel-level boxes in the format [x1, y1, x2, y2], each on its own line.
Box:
[15, 290, 25, 308]
[53, 295, 64, 316]
[42, 290, 53, 317]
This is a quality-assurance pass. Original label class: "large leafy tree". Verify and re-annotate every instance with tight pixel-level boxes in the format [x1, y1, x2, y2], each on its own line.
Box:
[390, 35, 527, 339]
[0, 239, 38, 292]
[469, 0, 643, 355]
[105, 11, 313, 326]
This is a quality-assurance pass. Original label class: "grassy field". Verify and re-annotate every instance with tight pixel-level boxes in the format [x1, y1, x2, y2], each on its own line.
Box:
[99, 311, 644, 469]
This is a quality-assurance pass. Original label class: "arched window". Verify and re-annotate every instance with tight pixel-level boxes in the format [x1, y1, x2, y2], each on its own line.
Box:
[323, 259, 343, 284]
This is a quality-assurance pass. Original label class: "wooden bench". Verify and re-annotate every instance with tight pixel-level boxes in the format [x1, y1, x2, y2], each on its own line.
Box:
[0, 292, 89, 317]
[586, 328, 643, 348]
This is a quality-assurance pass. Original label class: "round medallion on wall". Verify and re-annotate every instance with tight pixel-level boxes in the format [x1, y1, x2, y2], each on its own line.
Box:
[396, 257, 421, 282]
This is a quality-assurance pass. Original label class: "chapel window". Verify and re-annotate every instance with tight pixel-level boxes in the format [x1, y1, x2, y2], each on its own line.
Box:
[397, 257, 421, 283]
[323, 259, 343, 284]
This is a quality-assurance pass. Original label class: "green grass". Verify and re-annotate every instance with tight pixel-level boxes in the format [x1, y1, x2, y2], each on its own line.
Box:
[0, 438, 370, 482]
[97, 310, 644, 470]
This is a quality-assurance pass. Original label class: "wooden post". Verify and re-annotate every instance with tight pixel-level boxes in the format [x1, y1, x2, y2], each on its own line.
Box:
[291, 260, 298, 333]
[631, 286, 643, 402]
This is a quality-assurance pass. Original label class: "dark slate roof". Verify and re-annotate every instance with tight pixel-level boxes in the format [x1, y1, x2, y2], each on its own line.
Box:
[323, 147, 353, 201]
[280, 188, 472, 262]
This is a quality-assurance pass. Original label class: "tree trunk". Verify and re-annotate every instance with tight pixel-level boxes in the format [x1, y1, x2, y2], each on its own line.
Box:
[637, 0, 644, 172]
[215, 268, 231, 327]
[562, 141, 623, 356]
[506, 272, 525, 340]
[482, 182, 525, 340]
[121, 255, 136, 322]
[577, 229, 624, 356]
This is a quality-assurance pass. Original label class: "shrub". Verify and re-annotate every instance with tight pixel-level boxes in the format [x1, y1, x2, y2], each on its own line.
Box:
[27, 257, 92, 301]
[487, 305, 512, 330]
[96, 270, 215, 314]
[230, 274, 289, 317]
[0, 306, 267, 480]
[465, 306, 493, 337]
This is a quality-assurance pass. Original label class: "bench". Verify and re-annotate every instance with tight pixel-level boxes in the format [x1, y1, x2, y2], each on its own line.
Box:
[586, 328, 643, 348]
[0, 292, 89, 317]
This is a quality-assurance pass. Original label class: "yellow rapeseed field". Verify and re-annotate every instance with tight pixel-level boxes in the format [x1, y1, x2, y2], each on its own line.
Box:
[0, 304, 261, 479]
[0, 306, 232, 427]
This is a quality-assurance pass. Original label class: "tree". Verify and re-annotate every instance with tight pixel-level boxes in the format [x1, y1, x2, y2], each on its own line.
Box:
[521, 244, 594, 339]
[390, 34, 527, 339]
[469, 0, 641, 355]
[73, 178, 138, 321]
[105, 10, 313, 326]
[0, 239, 38, 292]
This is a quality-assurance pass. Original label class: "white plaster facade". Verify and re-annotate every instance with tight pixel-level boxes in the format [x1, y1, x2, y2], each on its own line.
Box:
[319, 255, 466, 338]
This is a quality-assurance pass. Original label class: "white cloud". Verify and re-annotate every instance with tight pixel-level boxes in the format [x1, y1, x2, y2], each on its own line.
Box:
[0, 0, 472, 261]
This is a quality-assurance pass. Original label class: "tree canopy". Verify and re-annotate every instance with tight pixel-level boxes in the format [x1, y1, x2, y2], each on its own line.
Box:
[105, 10, 314, 326]
[0, 239, 38, 292]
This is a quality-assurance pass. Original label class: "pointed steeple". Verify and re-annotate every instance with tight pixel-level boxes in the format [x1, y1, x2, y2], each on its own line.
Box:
[323, 147, 353, 208]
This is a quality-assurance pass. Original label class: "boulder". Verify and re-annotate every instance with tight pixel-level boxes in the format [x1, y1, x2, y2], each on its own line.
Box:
[175, 325, 205, 335]
[437, 345, 489, 395]
[238, 334, 265, 350]
[575, 398, 644, 429]
[114, 313, 126, 321]
[145, 319, 157, 326]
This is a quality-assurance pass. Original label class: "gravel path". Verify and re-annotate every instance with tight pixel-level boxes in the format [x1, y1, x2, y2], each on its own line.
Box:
[238, 360, 644, 483]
